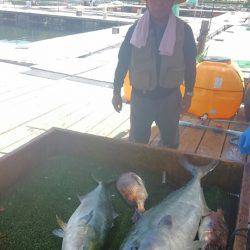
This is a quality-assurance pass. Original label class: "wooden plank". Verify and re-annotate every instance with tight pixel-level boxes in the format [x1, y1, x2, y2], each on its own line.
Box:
[26, 102, 84, 129]
[0, 81, 80, 135]
[0, 75, 53, 104]
[0, 74, 115, 152]
[63, 89, 114, 131]
[178, 115, 209, 154]
[233, 162, 250, 250]
[0, 101, 92, 153]
[0, 81, 31, 96]
[0, 103, 64, 136]
[27, 89, 101, 130]
[0, 82, 67, 124]
[0, 102, 87, 152]
[196, 120, 229, 159]
[144, 114, 206, 148]
[0, 102, 87, 151]
[0, 83, 113, 151]
[0, 82, 51, 103]
[221, 121, 247, 164]
[2, 130, 45, 154]
[0, 126, 44, 151]
[108, 117, 130, 139]
[68, 103, 115, 133]
[87, 104, 130, 137]
[0, 82, 53, 109]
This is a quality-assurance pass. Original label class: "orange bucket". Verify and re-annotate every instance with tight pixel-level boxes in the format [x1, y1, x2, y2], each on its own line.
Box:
[181, 57, 244, 119]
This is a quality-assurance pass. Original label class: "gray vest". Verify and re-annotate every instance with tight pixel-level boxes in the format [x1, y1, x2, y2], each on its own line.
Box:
[129, 18, 185, 91]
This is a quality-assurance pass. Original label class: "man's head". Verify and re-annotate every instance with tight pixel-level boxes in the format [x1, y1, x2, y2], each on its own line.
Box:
[146, 0, 176, 22]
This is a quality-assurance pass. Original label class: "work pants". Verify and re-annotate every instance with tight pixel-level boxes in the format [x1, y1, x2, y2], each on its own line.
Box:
[129, 88, 182, 148]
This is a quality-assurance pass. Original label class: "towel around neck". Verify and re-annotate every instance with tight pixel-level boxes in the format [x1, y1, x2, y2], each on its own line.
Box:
[130, 10, 177, 56]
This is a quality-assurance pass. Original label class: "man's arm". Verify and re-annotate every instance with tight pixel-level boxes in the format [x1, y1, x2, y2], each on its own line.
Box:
[113, 24, 135, 96]
[183, 23, 197, 94]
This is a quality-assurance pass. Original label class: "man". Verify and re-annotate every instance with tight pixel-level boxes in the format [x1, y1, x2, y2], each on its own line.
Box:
[112, 0, 197, 148]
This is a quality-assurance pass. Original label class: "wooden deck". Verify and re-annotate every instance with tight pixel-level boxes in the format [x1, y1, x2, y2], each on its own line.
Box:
[149, 109, 247, 164]
[0, 61, 248, 165]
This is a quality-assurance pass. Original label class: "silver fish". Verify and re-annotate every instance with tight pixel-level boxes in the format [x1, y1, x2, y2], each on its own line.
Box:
[53, 181, 116, 250]
[120, 157, 219, 250]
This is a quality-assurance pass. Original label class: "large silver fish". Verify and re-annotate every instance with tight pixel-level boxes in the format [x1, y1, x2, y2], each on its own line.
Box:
[53, 180, 116, 250]
[121, 157, 219, 250]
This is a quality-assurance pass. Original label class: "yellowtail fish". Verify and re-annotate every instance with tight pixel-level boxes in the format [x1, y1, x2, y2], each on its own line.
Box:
[53, 180, 117, 250]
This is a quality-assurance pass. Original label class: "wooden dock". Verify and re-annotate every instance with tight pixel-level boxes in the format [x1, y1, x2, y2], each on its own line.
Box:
[0, 60, 248, 166]
[0, 9, 249, 250]
[0, 9, 249, 164]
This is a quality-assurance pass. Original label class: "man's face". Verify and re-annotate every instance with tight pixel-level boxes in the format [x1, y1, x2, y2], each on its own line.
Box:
[147, 0, 175, 20]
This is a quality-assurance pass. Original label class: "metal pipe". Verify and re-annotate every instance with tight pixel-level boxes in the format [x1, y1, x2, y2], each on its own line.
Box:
[179, 120, 243, 137]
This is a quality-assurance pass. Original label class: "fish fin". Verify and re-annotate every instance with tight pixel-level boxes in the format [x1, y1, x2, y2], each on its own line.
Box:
[80, 210, 94, 224]
[56, 215, 67, 230]
[179, 156, 219, 179]
[132, 210, 142, 223]
[202, 204, 211, 217]
[91, 174, 102, 184]
[112, 209, 119, 219]
[158, 215, 173, 228]
[78, 194, 85, 203]
[132, 173, 144, 186]
[91, 174, 114, 187]
[52, 229, 64, 238]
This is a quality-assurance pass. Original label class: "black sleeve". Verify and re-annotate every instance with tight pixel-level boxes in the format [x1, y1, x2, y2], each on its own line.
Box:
[183, 23, 197, 93]
[113, 24, 135, 95]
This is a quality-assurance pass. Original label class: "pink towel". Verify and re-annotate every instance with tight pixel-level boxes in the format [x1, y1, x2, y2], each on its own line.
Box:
[130, 10, 176, 56]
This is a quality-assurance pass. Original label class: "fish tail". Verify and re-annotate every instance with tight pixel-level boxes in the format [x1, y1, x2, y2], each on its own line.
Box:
[179, 156, 219, 179]
[91, 174, 114, 187]
[91, 174, 102, 184]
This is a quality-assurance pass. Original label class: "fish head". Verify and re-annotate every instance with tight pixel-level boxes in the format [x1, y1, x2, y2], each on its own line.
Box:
[116, 172, 148, 211]
[199, 210, 228, 249]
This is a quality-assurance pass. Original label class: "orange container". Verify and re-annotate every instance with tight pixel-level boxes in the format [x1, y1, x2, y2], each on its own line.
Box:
[123, 72, 132, 103]
[181, 57, 244, 119]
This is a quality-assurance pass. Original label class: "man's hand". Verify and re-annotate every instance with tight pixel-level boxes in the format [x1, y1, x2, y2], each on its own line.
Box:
[181, 94, 192, 114]
[112, 94, 123, 112]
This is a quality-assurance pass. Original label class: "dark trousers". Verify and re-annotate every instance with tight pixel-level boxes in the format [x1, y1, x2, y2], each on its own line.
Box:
[129, 88, 181, 148]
